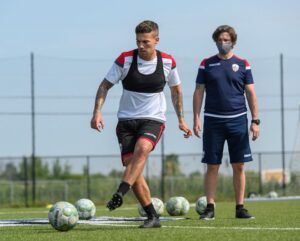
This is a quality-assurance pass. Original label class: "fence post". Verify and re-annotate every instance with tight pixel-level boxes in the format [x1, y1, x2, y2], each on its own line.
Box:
[161, 134, 165, 202]
[64, 181, 69, 201]
[258, 153, 263, 195]
[10, 181, 14, 205]
[30, 52, 36, 205]
[86, 156, 91, 199]
[23, 157, 29, 207]
[280, 53, 286, 195]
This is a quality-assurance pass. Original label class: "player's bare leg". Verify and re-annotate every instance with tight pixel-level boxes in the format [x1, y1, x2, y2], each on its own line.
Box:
[107, 139, 161, 227]
[106, 156, 133, 211]
[200, 164, 220, 220]
[107, 139, 152, 210]
[232, 163, 245, 205]
[132, 174, 151, 206]
[232, 162, 254, 218]
[122, 138, 152, 184]
[205, 164, 220, 204]
[133, 174, 161, 228]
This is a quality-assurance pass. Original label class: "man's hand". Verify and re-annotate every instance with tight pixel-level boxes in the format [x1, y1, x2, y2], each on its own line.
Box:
[90, 111, 104, 132]
[193, 118, 201, 138]
[250, 123, 260, 141]
[179, 119, 192, 138]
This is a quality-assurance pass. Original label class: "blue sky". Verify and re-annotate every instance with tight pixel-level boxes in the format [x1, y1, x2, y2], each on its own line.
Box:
[1, 0, 300, 159]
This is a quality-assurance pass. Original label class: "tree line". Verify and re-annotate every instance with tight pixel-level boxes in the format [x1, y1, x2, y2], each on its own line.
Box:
[0, 154, 190, 180]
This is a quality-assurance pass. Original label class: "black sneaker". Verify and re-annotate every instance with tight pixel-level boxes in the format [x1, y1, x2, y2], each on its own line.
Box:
[106, 192, 123, 211]
[200, 208, 215, 220]
[236, 208, 255, 219]
[139, 216, 161, 228]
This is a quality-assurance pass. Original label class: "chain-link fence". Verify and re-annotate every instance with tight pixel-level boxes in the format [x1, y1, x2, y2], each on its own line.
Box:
[0, 151, 299, 206]
[1, 54, 300, 206]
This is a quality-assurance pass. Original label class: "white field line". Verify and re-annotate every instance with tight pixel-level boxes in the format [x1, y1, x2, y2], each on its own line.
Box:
[0, 224, 45, 227]
[0, 211, 48, 215]
[0, 207, 137, 215]
[245, 196, 300, 202]
[0, 220, 300, 231]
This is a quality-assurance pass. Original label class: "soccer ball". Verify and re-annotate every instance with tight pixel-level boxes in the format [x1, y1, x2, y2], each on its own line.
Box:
[48, 201, 79, 231]
[74, 198, 96, 220]
[177, 197, 190, 215]
[166, 196, 190, 216]
[268, 191, 278, 198]
[137, 197, 164, 217]
[195, 196, 207, 215]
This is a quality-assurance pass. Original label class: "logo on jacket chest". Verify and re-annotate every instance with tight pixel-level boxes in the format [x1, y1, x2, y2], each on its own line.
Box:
[232, 64, 239, 72]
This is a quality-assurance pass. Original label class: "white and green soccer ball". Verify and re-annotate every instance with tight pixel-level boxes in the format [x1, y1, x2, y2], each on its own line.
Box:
[137, 197, 164, 217]
[74, 198, 96, 220]
[268, 191, 278, 198]
[166, 196, 190, 216]
[48, 201, 79, 231]
[195, 196, 207, 215]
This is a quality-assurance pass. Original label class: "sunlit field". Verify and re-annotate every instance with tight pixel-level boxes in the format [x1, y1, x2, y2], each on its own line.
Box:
[0, 200, 299, 241]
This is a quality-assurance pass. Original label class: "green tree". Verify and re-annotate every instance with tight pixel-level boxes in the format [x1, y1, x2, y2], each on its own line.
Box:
[35, 157, 49, 178]
[52, 159, 62, 178]
[4, 162, 18, 180]
[83, 164, 88, 176]
[108, 169, 123, 178]
[19, 156, 50, 180]
[189, 171, 202, 178]
[61, 161, 72, 179]
[165, 154, 183, 176]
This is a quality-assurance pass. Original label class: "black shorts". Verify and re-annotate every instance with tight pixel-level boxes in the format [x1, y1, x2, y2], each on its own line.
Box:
[116, 119, 165, 163]
[202, 114, 252, 164]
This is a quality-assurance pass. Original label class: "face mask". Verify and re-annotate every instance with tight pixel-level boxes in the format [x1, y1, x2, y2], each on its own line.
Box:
[216, 42, 233, 55]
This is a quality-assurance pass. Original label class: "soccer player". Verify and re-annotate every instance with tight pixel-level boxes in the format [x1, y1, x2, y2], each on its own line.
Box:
[91, 20, 192, 228]
[193, 25, 260, 220]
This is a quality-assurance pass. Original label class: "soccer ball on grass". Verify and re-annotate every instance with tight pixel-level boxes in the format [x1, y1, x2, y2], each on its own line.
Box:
[268, 191, 278, 198]
[137, 197, 164, 217]
[166, 196, 190, 216]
[74, 198, 96, 220]
[48, 201, 79, 231]
[195, 196, 207, 215]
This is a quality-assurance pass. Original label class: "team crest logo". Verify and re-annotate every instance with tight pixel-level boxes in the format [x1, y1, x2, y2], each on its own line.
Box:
[232, 64, 239, 72]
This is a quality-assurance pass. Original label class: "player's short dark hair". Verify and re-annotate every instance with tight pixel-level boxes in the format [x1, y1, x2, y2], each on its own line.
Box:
[212, 25, 237, 45]
[135, 20, 159, 36]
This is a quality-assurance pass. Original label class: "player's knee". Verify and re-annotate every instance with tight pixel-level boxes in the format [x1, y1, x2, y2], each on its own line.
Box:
[207, 164, 220, 173]
[123, 156, 133, 166]
[232, 163, 244, 173]
[135, 143, 152, 156]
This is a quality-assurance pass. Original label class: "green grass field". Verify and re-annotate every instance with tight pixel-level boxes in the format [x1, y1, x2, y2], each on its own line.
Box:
[0, 200, 299, 241]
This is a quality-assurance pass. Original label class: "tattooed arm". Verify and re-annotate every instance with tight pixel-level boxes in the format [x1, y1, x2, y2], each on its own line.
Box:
[170, 85, 192, 138]
[90, 79, 114, 132]
[171, 84, 184, 120]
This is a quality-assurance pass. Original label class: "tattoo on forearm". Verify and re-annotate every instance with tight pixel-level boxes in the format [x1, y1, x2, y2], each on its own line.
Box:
[94, 80, 113, 112]
[171, 90, 184, 119]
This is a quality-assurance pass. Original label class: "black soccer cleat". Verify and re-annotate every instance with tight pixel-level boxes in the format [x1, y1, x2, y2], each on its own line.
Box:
[139, 216, 161, 228]
[199, 208, 215, 220]
[236, 208, 255, 219]
[106, 192, 123, 211]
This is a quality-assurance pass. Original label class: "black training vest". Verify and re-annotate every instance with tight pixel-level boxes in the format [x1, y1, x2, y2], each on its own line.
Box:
[122, 49, 166, 93]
